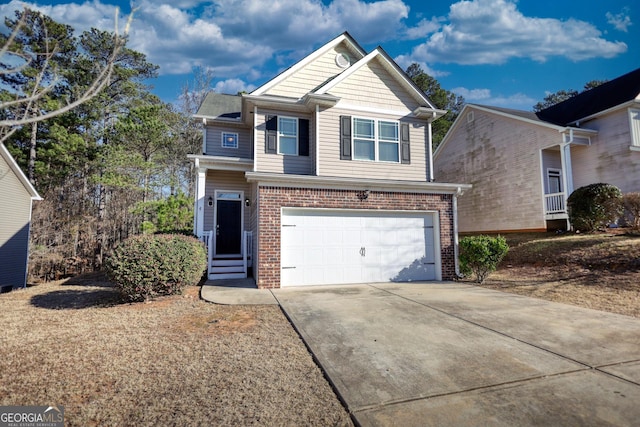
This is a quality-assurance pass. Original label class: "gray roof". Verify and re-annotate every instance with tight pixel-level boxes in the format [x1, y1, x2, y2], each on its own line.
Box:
[473, 104, 544, 122]
[195, 92, 241, 119]
[536, 67, 640, 125]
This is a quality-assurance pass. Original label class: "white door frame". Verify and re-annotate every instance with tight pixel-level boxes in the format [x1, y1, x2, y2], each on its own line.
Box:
[213, 190, 244, 257]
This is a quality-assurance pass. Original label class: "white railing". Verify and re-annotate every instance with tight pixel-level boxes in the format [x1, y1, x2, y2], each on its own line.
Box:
[200, 230, 214, 272]
[545, 192, 566, 214]
[243, 231, 254, 274]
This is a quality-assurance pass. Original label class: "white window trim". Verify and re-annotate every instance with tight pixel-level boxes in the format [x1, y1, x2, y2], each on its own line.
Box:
[221, 132, 238, 149]
[277, 116, 299, 156]
[351, 116, 400, 163]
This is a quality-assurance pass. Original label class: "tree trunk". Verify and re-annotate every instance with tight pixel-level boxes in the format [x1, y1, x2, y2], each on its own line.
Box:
[28, 119, 38, 185]
[94, 183, 106, 270]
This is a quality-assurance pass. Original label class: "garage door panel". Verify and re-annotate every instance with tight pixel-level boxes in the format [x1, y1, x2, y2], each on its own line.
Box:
[281, 209, 438, 287]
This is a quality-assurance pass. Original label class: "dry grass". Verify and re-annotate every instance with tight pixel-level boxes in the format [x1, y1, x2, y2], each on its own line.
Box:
[470, 230, 640, 318]
[0, 275, 352, 426]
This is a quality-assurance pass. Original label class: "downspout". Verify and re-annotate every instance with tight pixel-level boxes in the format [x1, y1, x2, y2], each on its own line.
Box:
[453, 186, 463, 279]
[428, 112, 436, 181]
[315, 104, 320, 176]
[202, 118, 207, 154]
[253, 106, 258, 172]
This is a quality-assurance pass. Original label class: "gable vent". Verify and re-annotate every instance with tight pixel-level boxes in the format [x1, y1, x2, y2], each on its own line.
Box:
[335, 53, 350, 68]
[467, 111, 474, 123]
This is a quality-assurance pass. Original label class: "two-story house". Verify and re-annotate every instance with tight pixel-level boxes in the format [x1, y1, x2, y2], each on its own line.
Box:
[190, 32, 470, 288]
[434, 67, 640, 234]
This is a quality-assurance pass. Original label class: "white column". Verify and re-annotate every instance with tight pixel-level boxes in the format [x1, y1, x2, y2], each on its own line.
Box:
[427, 120, 434, 182]
[194, 164, 206, 238]
[560, 142, 574, 197]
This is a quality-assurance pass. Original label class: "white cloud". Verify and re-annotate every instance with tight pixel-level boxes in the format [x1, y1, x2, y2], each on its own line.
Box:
[214, 78, 256, 94]
[451, 86, 536, 109]
[606, 8, 632, 32]
[1, 0, 412, 79]
[393, 57, 449, 78]
[404, 16, 443, 40]
[450, 87, 491, 100]
[404, 0, 627, 65]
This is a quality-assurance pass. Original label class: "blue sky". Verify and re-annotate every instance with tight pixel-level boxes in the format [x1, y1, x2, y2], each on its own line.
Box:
[2, 0, 637, 110]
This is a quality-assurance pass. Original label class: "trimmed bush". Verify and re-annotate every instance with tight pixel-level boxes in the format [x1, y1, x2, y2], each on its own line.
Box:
[459, 235, 509, 284]
[623, 192, 640, 229]
[105, 234, 207, 302]
[567, 183, 623, 232]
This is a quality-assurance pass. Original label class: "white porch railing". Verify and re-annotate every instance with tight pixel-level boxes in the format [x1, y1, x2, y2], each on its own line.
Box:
[545, 192, 566, 214]
[200, 230, 252, 277]
[200, 230, 214, 272]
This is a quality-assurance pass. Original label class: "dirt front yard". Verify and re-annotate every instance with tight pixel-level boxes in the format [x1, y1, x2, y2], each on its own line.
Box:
[0, 277, 352, 426]
[469, 231, 640, 319]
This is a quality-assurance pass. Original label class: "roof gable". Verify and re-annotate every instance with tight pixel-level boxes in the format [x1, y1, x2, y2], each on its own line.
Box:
[0, 143, 41, 200]
[537, 67, 640, 125]
[251, 32, 366, 97]
[434, 104, 596, 160]
[315, 47, 437, 111]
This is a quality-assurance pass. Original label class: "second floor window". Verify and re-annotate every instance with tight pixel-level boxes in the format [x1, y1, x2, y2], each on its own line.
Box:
[265, 115, 310, 157]
[278, 117, 298, 155]
[353, 117, 399, 162]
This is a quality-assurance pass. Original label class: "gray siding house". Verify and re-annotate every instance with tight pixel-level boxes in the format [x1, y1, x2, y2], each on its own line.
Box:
[0, 143, 42, 291]
[434, 68, 640, 233]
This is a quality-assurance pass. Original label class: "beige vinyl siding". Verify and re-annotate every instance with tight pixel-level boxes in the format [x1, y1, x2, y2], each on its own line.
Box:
[0, 155, 32, 288]
[571, 110, 640, 193]
[328, 58, 420, 111]
[318, 108, 428, 181]
[203, 170, 252, 234]
[435, 109, 554, 233]
[205, 125, 252, 159]
[266, 43, 359, 98]
[254, 111, 314, 175]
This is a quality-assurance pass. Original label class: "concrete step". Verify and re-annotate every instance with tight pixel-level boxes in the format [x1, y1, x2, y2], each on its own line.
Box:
[208, 272, 247, 280]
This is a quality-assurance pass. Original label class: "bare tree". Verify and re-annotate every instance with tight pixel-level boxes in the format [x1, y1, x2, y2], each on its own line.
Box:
[0, 7, 134, 145]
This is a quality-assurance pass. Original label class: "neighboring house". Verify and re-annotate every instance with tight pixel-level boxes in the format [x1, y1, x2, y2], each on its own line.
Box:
[434, 67, 640, 234]
[0, 143, 42, 291]
[190, 32, 470, 288]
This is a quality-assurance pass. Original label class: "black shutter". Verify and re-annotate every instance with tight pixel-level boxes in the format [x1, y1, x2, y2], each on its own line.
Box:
[265, 115, 277, 154]
[400, 122, 410, 164]
[298, 119, 309, 156]
[340, 115, 352, 160]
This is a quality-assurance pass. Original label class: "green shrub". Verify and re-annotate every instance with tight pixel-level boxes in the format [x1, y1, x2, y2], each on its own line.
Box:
[459, 235, 509, 284]
[623, 192, 640, 229]
[567, 183, 623, 232]
[105, 234, 207, 302]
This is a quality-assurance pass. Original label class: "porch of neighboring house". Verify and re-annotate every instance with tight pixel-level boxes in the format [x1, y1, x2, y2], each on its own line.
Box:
[542, 146, 570, 230]
[541, 135, 590, 231]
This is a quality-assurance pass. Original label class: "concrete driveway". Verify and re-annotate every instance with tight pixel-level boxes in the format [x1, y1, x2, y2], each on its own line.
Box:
[272, 282, 640, 426]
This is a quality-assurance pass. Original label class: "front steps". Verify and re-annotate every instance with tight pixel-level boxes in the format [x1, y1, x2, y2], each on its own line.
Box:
[209, 258, 246, 280]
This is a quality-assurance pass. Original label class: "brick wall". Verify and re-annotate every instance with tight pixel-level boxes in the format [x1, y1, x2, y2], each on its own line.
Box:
[256, 186, 456, 288]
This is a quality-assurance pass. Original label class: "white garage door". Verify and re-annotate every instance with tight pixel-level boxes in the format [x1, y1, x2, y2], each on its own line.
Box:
[281, 209, 440, 287]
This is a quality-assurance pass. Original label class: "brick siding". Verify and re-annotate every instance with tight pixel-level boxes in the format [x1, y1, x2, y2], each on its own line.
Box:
[256, 186, 456, 288]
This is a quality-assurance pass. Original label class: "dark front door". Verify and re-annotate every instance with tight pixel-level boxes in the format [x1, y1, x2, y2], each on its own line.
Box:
[216, 200, 242, 255]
